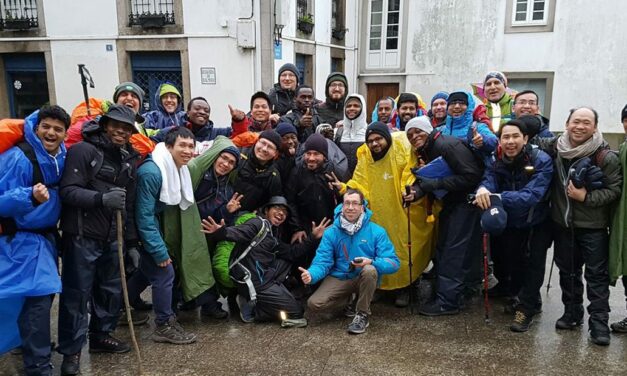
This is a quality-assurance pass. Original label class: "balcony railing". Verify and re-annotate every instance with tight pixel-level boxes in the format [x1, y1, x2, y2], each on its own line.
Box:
[0, 0, 38, 31]
[128, 0, 175, 28]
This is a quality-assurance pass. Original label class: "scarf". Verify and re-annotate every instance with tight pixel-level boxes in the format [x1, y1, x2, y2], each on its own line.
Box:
[556, 129, 604, 160]
[151, 142, 194, 210]
[340, 212, 365, 236]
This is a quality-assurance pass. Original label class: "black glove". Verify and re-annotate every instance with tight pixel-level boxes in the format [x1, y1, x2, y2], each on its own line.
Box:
[584, 165, 604, 190]
[418, 177, 441, 193]
[569, 158, 591, 189]
[102, 187, 126, 210]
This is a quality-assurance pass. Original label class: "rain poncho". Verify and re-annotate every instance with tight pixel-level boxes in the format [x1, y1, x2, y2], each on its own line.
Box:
[609, 141, 627, 284]
[344, 132, 437, 290]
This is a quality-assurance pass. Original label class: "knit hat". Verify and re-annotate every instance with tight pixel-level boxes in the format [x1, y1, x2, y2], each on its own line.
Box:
[430, 91, 449, 106]
[250, 91, 272, 110]
[365, 121, 392, 146]
[278, 63, 300, 83]
[484, 71, 508, 87]
[622, 104, 627, 122]
[159, 83, 181, 99]
[397, 92, 419, 107]
[447, 91, 468, 107]
[113, 82, 145, 109]
[258, 129, 282, 150]
[220, 146, 241, 167]
[98, 104, 138, 133]
[304, 133, 328, 159]
[275, 122, 297, 137]
[405, 116, 433, 135]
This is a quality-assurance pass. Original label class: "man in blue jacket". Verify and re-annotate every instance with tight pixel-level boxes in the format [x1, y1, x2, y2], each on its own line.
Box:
[474, 119, 554, 332]
[144, 82, 186, 129]
[299, 189, 400, 334]
[0, 106, 69, 376]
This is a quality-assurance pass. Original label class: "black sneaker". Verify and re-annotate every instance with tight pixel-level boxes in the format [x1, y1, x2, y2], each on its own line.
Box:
[131, 298, 153, 311]
[152, 317, 197, 345]
[344, 300, 356, 318]
[60, 352, 81, 375]
[418, 301, 459, 316]
[118, 309, 150, 326]
[89, 334, 131, 354]
[555, 311, 583, 330]
[510, 310, 533, 332]
[610, 317, 627, 333]
[347, 312, 369, 334]
[590, 325, 611, 346]
[200, 305, 229, 319]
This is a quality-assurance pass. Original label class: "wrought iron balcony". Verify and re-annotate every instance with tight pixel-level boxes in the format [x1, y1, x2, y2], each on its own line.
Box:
[0, 0, 38, 31]
[128, 0, 175, 28]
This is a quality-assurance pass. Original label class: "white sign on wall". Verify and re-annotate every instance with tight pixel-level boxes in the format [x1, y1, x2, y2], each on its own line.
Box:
[201, 67, 216, 85]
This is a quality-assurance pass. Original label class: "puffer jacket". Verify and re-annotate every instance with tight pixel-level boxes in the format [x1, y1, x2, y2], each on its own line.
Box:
[144, 83, 186, 130]
[307, 204, 400, 285]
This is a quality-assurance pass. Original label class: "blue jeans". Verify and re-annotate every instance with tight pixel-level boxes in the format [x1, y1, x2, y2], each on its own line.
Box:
[127, 248, 175, 325]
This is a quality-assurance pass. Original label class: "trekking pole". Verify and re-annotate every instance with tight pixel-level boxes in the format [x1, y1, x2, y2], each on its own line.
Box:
[546, 257, 555, 295]
[482, 232, 491, 324]
[405, 185, 414, 314]
[77, 64, 95, 117]
[116, 211, 144, 375]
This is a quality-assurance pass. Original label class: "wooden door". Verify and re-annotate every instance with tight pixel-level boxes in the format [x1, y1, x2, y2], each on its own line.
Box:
[366, 83, 399, 123]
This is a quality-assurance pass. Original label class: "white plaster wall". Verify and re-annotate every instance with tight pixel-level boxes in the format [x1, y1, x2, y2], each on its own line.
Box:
[187, 37, 255, 126]
[273, 40, 295, 83]
[315, 0, 331, 45]
[402, 0, 627, 133]
[315, 46, 331, 97]
[43, 0, 117, 37]
[344, 0, 359, 95]
[183, 0, 252, 36]
[50, 40, 120, 113]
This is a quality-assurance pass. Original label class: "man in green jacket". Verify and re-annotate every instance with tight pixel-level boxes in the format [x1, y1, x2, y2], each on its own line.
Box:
[609, 104, 627, 333]
[537, 107, 622, 346]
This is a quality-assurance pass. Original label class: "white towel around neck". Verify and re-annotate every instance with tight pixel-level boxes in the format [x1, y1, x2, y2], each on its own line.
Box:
[151, 142, 194, 210]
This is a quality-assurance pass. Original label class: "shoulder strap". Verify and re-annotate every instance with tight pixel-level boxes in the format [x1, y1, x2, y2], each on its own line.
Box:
[17, 142, 44, 186]
[593, 146, 611, 167]
[228, 217, 272, 269]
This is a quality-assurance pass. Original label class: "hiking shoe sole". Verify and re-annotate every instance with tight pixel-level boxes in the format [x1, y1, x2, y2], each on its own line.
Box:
[89, 346, 130, 354]
[151, 333, 197, 345]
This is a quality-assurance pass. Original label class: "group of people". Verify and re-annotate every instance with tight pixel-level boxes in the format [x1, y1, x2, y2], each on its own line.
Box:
[1, 65, 627, 376]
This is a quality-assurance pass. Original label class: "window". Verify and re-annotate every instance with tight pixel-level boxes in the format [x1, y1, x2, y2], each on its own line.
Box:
[331, 57, 344, 73]
[2, 53, 49, 118]
[295, 53, 313, 87]
[506, 72, 555, 116]
[366, 0, 402, 69]
[128, 0, 175, 27]
[131, 52, 182, 112]
[513, 0, 548, 25]
[505, 0, 555, 33]
[0, 0, 38, 30]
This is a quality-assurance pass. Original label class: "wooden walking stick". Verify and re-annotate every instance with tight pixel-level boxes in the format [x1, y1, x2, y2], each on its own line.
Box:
[117, 211, 144, 375]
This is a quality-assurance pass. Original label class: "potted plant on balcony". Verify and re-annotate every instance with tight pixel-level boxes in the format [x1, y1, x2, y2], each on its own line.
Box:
[2, 12, 32, 30]
[297, 14, 314, 34]
[138, 13, 167, 28]
[332, 27, 347, 40]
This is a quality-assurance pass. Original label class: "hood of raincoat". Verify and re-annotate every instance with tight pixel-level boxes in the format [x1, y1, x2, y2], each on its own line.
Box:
[24, 110, 67, 185]
[341, 94, 368, 143]
[444, 91, 476, 132]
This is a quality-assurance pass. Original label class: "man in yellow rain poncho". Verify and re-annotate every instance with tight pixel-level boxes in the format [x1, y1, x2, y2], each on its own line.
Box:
[330, 121, 436, 307]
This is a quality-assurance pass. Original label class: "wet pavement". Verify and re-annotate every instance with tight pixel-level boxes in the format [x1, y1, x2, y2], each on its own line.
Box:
[2, 248, 626, 376]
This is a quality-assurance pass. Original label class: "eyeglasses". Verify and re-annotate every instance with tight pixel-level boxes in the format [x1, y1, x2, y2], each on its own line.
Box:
[343, 201, 362, 208]
[516, 100, 538, 106]
[329, 83, 345, 88]
[449, 100, 467, 106]
[366, 136, 385, 145]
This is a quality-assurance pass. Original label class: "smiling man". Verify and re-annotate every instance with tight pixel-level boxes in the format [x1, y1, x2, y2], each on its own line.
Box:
[145, 83, 186, 130]
[483, 71, 514, 133]
[474, 120, 553, 332]
[316, 72, 349, 127]
[182, 97, 232, 142]
[512, 90, 553, 139]
[0, 106, 69, 376]
[57, 105, 141, 375]
[281, 85, 323, 143]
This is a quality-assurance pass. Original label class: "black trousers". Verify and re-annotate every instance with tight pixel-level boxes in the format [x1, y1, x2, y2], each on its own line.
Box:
[435, 202, 481, 310]
[18, 295, 53, 376]
[553, 225, 610, 325]
[57, 235, 122, 355]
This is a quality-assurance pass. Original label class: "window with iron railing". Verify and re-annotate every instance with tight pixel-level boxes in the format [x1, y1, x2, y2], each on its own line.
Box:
[128, 0, 175, 28]
[0, 0, 38, 30]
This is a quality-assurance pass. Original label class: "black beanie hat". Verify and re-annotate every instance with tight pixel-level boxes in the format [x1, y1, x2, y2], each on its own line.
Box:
[250, 91, 272, 110]
[622, 104, 627, 122]
[304, 133, 328, 159]
[278, 63, 300, 84]
[447, 91, 468, 107]
[258, 130, 282, 150]
[365, 121, 392, 146]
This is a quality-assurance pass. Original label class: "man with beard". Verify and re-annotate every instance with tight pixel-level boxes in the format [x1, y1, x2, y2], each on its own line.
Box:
[336, 94, 368, 175]
[57, 105, 140, 375]
[329, 122, 436, 307]
[268, 63, 299, 117]
[316, 72, 348, 127]
[395, 93, 423, 131]
[281, 85, 323, 143]
[429, 92, 449, 127]
[371, 97, 395, 125]
[201, 196, 330, 327]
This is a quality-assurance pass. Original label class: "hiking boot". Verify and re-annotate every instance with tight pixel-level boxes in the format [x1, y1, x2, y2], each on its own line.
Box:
[60, 352, 81, 375]
[118, 309, 149, 326]
[344, 299, 356, 318]
[610, 317, 627, 333]
[589, 322, 611, 346]
[152, 317, 197, 345]
[395, 289, 410, 308]
[236, 295, 255, 323]
[281, 317, 308, 328]
[510, 310, 533, 332]
[555, 307, 584, 330]
[347, 312, 369, 334]
[200, 305, 229, 319]
[418, 301, 459, 317]
[89, 334, 131, 354]
[132, 298, 153, 311]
